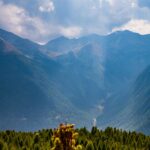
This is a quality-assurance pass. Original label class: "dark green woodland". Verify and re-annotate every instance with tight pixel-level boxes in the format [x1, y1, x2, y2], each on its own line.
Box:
[0, 126, 149, 150]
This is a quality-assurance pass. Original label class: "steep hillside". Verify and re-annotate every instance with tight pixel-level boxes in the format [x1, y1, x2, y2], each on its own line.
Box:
[98, 66, 150, 134]
[132, 66, 150, 133]
[123, 66, 150, 134]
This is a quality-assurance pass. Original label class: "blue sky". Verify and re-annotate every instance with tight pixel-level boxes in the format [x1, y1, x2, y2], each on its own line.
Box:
[0, 0, 150, 43]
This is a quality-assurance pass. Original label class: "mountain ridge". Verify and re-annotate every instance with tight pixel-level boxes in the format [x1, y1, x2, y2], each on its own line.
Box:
[0, 28, 150, 133]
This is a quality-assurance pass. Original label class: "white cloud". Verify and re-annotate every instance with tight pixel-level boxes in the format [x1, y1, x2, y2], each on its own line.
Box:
[0, 1, 82, 42]
[0, 1, 54, 42]
[112, 19, 150, 35]
[105, 0, 113, 6]
[59, 26, 82, 38]
[66, 0, 141, 36]
[0, 1, 25, 34]
[39, 0, 55, 12]
[1, 0, 150, 42]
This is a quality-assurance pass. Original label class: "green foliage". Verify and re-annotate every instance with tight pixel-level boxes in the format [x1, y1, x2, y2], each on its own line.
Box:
[86, 141, 94, 150]
[0, 126, 149, 150]
[77, 127, 150, 150]
[0, 139, 8, 150]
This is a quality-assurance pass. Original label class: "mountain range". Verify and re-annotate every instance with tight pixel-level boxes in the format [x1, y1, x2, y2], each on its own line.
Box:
[0, 28, 149, 134]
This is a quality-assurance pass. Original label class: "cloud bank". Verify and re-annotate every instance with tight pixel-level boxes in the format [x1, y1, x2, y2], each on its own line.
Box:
[113, 19, 150, 35]
[0, 0, 150, 42]
[0, 0, 52, 42]
[39, 0, 55, 12]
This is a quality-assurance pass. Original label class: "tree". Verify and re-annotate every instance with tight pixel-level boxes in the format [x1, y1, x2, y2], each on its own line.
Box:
[52, 123, 82, 150]
[0, 139, 8, 150]
[85, 141, 94, 150]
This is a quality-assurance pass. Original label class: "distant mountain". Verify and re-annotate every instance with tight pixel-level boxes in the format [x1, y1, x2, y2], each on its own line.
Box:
[0, 28, 150, 133]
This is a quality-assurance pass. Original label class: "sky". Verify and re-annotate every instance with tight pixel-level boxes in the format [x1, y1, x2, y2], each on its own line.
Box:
[0, 0, 150, 43]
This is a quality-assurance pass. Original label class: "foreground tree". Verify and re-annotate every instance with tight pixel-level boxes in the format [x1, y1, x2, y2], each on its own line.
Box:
[52, 124, 82, 150]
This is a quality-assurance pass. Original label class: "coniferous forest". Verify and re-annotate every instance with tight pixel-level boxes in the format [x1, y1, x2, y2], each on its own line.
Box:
[0, 124, 149, 150]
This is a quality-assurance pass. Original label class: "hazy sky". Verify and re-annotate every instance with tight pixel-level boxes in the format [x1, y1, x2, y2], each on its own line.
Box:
[0, 0, 150, 43]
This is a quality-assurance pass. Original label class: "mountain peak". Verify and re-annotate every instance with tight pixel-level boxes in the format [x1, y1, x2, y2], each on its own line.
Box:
[46, 36, 71, 45]
[110, 30, 141, 37]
